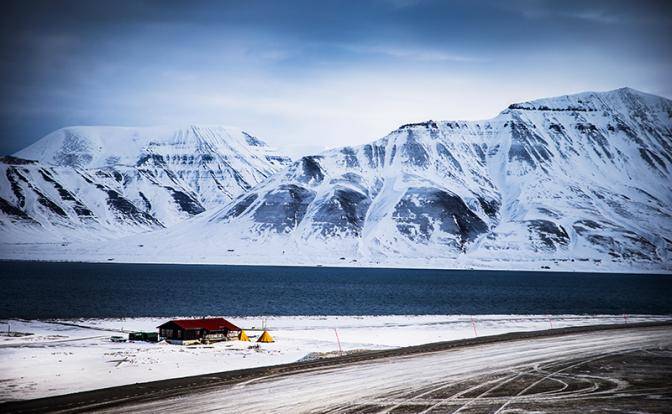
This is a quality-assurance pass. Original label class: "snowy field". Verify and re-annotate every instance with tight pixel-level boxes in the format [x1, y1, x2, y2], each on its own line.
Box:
[1, 314, 669, 402]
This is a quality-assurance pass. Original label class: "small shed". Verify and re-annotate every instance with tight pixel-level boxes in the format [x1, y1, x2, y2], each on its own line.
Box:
[129, 332, 159, 342]
[158, 318, 241, 344]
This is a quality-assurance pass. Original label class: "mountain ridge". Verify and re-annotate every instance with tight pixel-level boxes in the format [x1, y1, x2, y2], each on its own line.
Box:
[95, 87, 670, 271]
[2, 88, 671, 272]
[1, 125, 291, 242]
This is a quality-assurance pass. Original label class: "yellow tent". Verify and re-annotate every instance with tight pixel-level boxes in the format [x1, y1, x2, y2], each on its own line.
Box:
[238, 330, 250, 341]
[257, 330, 274, 343]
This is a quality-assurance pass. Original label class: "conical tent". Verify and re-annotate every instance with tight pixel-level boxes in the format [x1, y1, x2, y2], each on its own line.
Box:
[238, 330, 250, 341]
[257, 330, 274, 343]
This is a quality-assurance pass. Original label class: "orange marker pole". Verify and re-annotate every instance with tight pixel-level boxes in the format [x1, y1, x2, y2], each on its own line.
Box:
[334, 328, 343, 356]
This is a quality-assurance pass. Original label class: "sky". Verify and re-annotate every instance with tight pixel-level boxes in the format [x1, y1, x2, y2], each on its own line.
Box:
[1, 0, 671, 158]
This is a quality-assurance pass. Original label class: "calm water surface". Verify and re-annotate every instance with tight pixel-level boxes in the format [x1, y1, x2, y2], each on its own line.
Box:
[1, 261, 670, 318]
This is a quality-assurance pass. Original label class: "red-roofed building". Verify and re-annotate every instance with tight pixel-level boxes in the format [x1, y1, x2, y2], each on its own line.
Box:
[158, 318, 241, 344]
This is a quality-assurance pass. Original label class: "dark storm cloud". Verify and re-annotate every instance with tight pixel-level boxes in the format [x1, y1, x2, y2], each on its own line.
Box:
[1, 0, 671, 156]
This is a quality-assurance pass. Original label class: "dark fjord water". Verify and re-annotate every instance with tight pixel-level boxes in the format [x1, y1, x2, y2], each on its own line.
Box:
[1, 261, 670, 318]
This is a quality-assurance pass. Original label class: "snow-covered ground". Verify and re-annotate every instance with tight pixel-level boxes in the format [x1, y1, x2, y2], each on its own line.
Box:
[1, 314, 669, 402]
[95, 325, 672, 414]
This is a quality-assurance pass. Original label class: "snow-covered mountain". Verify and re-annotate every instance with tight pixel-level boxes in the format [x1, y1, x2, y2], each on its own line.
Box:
[106, 87, 671, 271]
[0, 125, 290, 242]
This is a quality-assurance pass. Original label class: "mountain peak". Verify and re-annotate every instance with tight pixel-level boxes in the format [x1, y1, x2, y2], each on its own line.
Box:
[504, 87, 671, 116]
[2, 88, 671, 272]
[124, 85, 671, 272]
[13, 124, 282, 169]
[1, 123, 292, 240]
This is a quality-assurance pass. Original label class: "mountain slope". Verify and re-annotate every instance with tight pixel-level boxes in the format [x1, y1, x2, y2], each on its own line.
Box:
[1, 125, 290, 242]
[110, 88, 671, 271]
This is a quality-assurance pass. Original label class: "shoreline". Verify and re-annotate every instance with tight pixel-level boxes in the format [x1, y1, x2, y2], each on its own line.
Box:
[1, 256, 670, 276]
